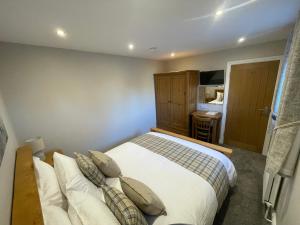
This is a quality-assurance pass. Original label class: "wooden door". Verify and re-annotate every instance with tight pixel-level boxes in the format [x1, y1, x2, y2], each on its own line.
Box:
[155, 75, 172, 129]
[224, 60, 280, 152]
[170, 74, 187, 131]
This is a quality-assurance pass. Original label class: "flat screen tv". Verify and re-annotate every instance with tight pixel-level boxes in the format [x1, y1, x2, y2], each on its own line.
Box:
[200, 70, 224, 85]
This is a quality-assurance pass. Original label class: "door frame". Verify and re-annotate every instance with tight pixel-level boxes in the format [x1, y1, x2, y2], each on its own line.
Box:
[219, 56, 283, 144]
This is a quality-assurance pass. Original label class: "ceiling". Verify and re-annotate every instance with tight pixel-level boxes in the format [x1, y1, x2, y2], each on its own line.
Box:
[0, 0, 299, 60]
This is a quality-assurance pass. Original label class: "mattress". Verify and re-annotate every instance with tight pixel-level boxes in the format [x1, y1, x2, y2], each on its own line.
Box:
[105, 132, 237, 225]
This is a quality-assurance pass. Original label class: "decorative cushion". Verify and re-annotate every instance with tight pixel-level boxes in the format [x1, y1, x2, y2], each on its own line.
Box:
[89, 150, 121, 177]
[119, 177, 166, 216]
[74, 153, 106, 187]
[102, 185, 148, 225]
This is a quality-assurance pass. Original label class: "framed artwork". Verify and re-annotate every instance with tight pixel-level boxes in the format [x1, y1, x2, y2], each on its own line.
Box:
[0, 117, 8, 166]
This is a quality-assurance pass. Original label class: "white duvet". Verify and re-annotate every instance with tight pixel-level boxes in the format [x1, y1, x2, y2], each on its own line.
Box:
[106, 132, 237, 225]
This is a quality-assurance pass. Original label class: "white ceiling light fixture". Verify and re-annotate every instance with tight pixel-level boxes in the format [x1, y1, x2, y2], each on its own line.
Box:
[56, 28, 67, 38]
[128, 43, 134, 50]
[215, 10, 224, 17]
[170, 52, 175, 57]
[238, 37, 246, 43]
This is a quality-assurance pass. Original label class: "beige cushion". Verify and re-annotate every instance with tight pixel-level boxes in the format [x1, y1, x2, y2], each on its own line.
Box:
[120, 177, 166, 216]
[89, 150, 121, 177]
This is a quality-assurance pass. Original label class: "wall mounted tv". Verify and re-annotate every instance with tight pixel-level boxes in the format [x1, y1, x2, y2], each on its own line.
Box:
[200, 70, 224, 85]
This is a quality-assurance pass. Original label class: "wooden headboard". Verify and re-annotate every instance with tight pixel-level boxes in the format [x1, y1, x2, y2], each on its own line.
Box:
[11, 145, 44, 225]
[11, 147, 62, 225]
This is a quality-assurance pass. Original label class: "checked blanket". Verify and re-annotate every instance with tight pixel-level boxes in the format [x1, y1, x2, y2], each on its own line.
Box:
[130, 134, 229, 206]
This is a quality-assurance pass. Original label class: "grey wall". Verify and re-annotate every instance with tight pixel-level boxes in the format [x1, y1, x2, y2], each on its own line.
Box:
[0, 42, 163, 155]
[165, 40, 286, 72]
[0, 90, 18, 225]
[164, 40, 286, 114]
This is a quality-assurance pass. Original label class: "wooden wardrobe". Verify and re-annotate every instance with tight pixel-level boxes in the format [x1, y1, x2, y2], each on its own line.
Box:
[154, 70, 199, 136]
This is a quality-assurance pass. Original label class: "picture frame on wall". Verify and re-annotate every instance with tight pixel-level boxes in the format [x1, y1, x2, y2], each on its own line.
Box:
[0, 117, 8, 167]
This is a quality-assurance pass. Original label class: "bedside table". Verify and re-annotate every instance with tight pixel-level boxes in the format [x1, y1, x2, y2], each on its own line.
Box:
[44, 149, 63, 166]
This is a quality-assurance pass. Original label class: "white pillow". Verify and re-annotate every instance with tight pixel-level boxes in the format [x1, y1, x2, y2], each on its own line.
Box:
[43, 205, 73, 225]
[67, 190, 120, 225]
[216, 91, 224, 101]
[33, 157, 66, 209]
[53, 152, 102, 199]
[68, 204, 83, 225]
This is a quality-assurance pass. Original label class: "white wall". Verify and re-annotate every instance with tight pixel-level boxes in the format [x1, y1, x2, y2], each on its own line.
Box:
[0, 90, 18, 225]
[0, 42, 163, 155]
[165, 40, 286, 113]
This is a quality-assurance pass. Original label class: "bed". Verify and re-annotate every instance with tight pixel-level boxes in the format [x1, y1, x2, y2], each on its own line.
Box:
[208, 89, 224, 105]
[11, 128, 236, 225]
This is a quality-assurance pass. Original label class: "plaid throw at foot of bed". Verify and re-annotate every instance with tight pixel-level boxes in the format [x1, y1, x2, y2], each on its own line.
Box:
[130, 134, 229, 206]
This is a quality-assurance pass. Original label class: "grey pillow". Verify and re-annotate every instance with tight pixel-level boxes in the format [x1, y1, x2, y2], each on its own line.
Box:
[74, 152, 106, 187]
[102, 185, 148, 225]
[89, 150, 121, 177]
[120, 177, 166, 216]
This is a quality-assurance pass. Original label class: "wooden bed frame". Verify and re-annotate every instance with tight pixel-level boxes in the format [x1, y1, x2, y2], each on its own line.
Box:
[151, 128, 232, 157]
[11, 145, 44, 225]
[11, 128, 232, 225]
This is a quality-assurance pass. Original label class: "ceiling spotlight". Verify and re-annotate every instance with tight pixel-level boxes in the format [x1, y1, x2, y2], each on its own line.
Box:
[238, 37, 246, 43]
[215, 10, 223, 16]
[56, 28, 67, 38]
[171, 52, 175, 57]
[128, 43, 134, 50]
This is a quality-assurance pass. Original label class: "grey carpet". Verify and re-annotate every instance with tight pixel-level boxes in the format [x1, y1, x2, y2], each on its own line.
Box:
[214, 148, 269, 225]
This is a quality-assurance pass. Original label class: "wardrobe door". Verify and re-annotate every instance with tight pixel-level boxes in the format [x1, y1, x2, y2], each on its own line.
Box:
[155, 75, 172, 129]
[170, 74, 187, 131]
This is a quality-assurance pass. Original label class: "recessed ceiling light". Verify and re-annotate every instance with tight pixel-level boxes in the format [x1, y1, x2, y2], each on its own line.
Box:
[170, 52, 175, 57]
[238, 37, 246, 43]
[128, 43, 134, 50]
[215, 10, 223, 16]
[56, 28, 67, 38]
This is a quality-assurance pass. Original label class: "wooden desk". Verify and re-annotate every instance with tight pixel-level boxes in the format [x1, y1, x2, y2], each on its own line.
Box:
[191, 111, 222, 144]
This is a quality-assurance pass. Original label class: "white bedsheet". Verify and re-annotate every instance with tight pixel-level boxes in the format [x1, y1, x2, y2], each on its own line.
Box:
[208, 99, 223, 104]
[106, 132, 237, 225]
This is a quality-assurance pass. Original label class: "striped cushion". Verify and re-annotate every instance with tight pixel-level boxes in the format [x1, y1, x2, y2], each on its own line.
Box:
[102, 185, 148, 225]
[74, 153, 106, 187]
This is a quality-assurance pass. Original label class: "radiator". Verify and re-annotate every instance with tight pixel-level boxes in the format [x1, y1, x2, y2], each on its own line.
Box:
[263, 172, 282, 223]
[262, 114, 282, 224]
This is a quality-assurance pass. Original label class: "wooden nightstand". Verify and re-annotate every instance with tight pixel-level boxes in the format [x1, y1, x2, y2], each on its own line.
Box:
[44, 149, 63, 166]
